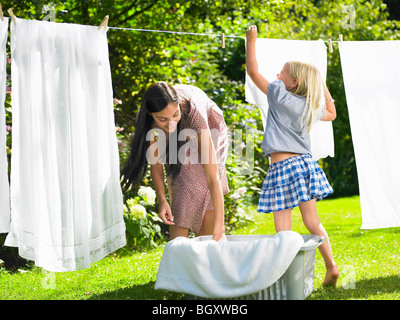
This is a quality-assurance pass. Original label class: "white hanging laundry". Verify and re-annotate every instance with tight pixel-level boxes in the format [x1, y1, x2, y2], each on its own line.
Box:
[245, 38, 334, 161]
[339, 40, 400, 229]
[0, 18, 10, 233]
[5, 18, 126, 271]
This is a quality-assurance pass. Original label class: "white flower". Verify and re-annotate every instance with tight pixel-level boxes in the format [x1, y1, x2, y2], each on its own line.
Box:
[237, 187, 247, 196]
[138, 186, 156, 205]
[126, 198, 137, 208]
[230, 192, 240, 200]
[130, 204, 147, 220]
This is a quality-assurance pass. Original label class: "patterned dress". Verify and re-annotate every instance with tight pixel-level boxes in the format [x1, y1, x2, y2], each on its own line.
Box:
[157, 84, 229, 233]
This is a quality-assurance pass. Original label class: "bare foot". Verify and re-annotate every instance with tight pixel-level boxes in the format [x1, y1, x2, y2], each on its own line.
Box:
[322, 264, 339, 286]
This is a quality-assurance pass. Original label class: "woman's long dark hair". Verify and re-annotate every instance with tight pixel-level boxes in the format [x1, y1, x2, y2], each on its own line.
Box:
[121, 82, 189, 191]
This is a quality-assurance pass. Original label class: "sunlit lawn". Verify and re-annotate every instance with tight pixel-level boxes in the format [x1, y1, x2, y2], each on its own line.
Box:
[1, 195, 399, 300]
[235, 196, 400, 300]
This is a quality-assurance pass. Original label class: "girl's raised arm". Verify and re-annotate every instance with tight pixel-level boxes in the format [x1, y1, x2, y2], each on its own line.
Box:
[321, 82, 337, 121]
[246, 25, 269, 95]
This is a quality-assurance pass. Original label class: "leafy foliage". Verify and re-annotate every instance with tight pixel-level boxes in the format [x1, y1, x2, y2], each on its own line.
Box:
[123, 186, 164, 250]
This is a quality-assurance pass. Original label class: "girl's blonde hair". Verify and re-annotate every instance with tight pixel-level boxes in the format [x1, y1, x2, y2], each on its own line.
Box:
[287, 61, 323, 133]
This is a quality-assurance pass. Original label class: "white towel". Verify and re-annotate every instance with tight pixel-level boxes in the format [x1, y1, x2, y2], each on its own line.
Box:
[0, 18, 10, 233]
[339, 41, 400, 229]
[5, 19, 126, 271]
[155, 231, 304, 298]
[245, 38, 334, 161]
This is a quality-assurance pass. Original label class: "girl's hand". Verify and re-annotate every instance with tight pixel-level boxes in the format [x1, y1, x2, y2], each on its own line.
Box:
[246, 25, 258, 42]
[158, 199, 175, 225]
[245, 24, 269, 95]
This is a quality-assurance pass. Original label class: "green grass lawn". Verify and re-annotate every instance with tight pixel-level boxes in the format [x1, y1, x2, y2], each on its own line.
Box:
[235, 196, 400, 300]
[1, 195, 399, 300]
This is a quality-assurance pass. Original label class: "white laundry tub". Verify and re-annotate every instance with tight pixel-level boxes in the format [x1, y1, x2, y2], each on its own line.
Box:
[184, 234, 325, 300]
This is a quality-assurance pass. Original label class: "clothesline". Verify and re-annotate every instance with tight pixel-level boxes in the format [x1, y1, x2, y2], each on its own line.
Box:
[108, 26, 244, 39]
[4, 9, 342, 51]
[107, 25, 342, 52]
[107, 26, 342, 43]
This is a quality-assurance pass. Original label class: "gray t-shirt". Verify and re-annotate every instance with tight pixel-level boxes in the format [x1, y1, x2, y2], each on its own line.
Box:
[261, 80, 325, 156]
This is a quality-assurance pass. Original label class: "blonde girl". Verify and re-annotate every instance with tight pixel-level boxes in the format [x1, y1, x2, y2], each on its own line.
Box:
[246, 25, 339, 286]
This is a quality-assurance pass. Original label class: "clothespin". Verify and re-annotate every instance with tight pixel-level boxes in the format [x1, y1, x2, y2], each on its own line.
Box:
[339, 34, 343, 47]
[221, 33, 225, 49]
[0, 3, 4, 22]
[98, 15, 109, 31]
[328, 39, 333, 53]
[7, 8, 15, 24]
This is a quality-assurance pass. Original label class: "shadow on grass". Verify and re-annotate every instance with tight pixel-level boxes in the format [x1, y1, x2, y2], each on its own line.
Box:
[308, 275, 400, 300]
[348, 227, 400, 238]
[88, 281, 184, 300]
[114, 242, 167, 257]
[89, 275, 400, 301]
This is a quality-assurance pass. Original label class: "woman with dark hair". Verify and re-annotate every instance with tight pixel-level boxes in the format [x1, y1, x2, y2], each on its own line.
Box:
[121, 82, 229, 241]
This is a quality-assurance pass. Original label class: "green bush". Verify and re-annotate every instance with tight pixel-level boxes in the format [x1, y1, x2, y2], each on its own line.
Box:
[123, 186, 165, 250]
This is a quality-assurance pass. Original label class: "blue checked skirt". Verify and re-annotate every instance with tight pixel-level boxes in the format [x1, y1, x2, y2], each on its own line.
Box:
[257, 154, 333, 213]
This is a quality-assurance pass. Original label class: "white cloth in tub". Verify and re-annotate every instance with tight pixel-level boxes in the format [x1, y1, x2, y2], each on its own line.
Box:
[155, 231, 304, 298]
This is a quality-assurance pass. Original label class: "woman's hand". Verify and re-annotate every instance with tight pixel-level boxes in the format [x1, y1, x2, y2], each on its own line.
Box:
[212, 228, 227, 242]
[246, 25, 258, 43]
[158, 199, 175, 225]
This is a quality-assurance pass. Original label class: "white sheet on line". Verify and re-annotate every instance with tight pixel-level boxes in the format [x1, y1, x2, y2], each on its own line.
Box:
[0, 18, 10, 233]
[5, 18, 126, 271]
[245, 38, 334, 161]
[339, 40, 400, 229]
